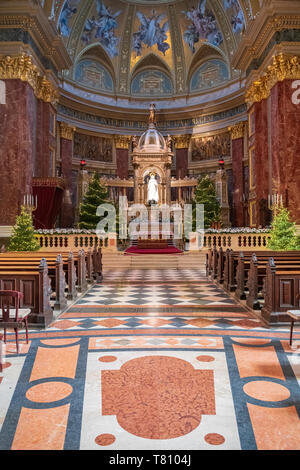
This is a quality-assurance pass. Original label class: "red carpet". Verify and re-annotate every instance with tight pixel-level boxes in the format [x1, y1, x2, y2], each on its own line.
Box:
[125, 246, 183, 255]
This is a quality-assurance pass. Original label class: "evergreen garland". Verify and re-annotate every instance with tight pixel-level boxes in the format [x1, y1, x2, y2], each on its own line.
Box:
[192, 175, 221, 229]
[79, 172, 109, 230]
[8, 206, 40, 252]
[267, 205, 300, 251]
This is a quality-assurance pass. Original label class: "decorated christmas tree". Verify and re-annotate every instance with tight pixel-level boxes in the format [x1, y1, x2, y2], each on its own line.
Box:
[267, 205, 300, 251]
[193, 175, 221, 229]
[79, 172, 109, 230]
[8, 206, 40, 252]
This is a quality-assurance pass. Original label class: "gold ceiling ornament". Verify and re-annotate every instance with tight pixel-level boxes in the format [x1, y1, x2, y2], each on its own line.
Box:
[245, 53, 300, 106]
[115, 135, 131, 149]
[228, 121, 246, 140]
[59, 122, 76, 141]
[173, 135, 191, 149]
[0, 54, 59, 105]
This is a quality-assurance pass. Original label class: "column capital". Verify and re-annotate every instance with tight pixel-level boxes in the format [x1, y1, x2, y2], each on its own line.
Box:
[173, 135, 191, 149]
[0, 54, 59, 105]
[245, 54, 300, 106]
[115, 135, 131, 149]
[60, 122, 76, 141]
[228, 121, 246, 140]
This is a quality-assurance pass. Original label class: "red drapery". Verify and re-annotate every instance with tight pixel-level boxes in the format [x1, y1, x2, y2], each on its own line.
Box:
[32, 178, 65, 229]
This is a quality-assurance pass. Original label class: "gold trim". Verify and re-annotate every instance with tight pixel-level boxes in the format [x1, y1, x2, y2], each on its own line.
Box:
[245, 54, 300, 106]
[60, 122, 76, 141]
[173, 135, 191, 149]
[228, 121, 246, 140]
[0, 54, 59, 105]
[115, 135, 131, 149]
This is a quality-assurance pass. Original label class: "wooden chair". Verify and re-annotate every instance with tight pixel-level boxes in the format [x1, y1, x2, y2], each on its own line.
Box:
[287, 294, 300, 348]
[0, 290, 30, 353]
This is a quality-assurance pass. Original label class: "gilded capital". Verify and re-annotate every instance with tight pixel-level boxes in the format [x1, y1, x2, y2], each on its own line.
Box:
[60, 122, 76, 141]
[174, 135, 191, 149]
[245, 54, 300, 106]
[115, 135, 131, 149]
[228, 122, 246, 140]
[0, 54, 59, 105]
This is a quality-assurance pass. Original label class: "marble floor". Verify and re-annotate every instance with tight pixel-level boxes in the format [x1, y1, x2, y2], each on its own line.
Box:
[0, 269, 300, 451]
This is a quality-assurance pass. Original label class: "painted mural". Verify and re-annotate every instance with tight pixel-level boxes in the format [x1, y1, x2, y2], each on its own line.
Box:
[222, 0, 245, 34]
[191, 132, 231, 161]
[74, 132, 113, 162]
[131, 69, 173, 96]
[133, 10, 170, 57]
[190, 59, 229, 92]
[58, 0, 80, 37]
[81, 0, 121, 57]
[182, 0, 223, 53]
[75, 59, 114, 92]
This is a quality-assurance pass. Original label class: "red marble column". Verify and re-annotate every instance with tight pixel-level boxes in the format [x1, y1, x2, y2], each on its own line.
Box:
[60, 123, 75, 228]
[35, 100, 56, 177]
[270, 79, 300, 223]
[115, 137, 130, 179]
[0, 79, 36, 226]
[252, 99, 269, 227]
[230, 123, 246, 227]
[176, 148, 189, 179]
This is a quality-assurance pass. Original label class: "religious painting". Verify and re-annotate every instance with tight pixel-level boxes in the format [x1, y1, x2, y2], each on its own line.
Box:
[191, 132, 231, 161]
[75, 59, 114, 92]
[222, 0, 245, 34]
[131, 70, 173, 97]
[190, 59, 229, 92]
[74, 132, 113, 163]
[81, 0, 121, 58]
[58, 0, 80, 37]
[133, 10, 170, 57]
[182, 0, 223, 54]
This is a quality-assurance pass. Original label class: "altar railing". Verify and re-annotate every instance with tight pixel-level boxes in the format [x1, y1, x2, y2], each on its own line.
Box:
[202, 232, 271, 251]
[34, 233, 117, 252]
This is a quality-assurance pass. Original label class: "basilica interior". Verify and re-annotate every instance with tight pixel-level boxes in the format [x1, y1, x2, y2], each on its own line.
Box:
[0, 0, 300, 454]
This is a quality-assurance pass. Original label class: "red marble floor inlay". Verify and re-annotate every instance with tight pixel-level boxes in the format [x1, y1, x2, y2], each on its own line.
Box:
[205, 433, 225, 445]
[196, 356, 215, 362]
[102, 355, 215, 440]
[98, 356, 118, 363]
[95, 434, 116, 446]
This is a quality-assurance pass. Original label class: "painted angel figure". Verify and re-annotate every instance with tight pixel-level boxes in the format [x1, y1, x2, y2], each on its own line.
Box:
[133, 10, 170, 56]
[59, 0, 79, 37]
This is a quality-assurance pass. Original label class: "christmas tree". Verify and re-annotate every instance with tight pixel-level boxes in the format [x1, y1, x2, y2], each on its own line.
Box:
[267, 205, 300, 251]
[193, 175, 221, 229]
[8, 206, 40, 252]
[79, 172, 109, 230]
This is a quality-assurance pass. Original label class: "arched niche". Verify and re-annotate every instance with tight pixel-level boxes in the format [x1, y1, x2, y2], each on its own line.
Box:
[190, 59, 230, 93]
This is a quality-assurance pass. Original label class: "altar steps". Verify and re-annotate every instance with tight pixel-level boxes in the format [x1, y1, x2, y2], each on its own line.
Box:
[102, 252, 207, 270]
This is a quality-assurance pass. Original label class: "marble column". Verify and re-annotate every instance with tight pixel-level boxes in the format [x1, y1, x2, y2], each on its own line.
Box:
[174, 135, 191, 179]
[0, 79, 36, 227]
[60, 122, 76, 227]
[229, 122, 246, 227]
[270, 79, 300, 223]
[35, 100, 57, 177]
[115, 136, 131, 179]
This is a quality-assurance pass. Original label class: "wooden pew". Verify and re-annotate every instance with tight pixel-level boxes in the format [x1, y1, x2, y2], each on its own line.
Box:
[0, 258, 53, 328]
[246, 254, 300, 310]
[261, 258, 300, 324]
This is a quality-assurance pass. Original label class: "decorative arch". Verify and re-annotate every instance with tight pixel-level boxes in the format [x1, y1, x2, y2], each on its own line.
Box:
[187, 43, 230, 85]
[190, 59, 230, 93]
[131, 53, 173, 97]
[74, 43, 116, 91]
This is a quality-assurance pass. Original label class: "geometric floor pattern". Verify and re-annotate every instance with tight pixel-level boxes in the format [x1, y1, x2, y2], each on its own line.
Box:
[0, 269, 300, 451]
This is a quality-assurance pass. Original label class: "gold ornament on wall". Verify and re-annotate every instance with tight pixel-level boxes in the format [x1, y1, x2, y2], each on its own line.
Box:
[115, 135, 131, 149]
[0, 54, 59, 105]
[245, 54, 300, 106]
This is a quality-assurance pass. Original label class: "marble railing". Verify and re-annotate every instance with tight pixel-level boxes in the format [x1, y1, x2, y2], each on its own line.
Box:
[34, 233, 117, 252]
[202, 232, 271, 251]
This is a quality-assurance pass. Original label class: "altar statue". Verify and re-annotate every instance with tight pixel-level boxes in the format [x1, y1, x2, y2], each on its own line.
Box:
[147, 173, 159, 204]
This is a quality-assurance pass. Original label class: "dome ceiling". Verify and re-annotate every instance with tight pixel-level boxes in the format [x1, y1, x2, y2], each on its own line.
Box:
[52, 0, 255, 99]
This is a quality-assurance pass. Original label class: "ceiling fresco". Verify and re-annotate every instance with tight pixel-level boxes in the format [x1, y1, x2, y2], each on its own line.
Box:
[51, 0, 254, 97]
